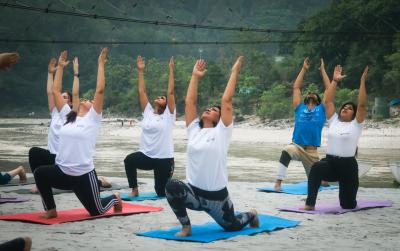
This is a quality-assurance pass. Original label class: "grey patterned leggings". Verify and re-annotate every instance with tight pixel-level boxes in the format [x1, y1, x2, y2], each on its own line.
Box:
[165, 179, 255, 231]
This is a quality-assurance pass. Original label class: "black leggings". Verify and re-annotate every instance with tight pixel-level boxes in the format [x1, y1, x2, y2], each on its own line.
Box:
[124, 151, 174, 196]
[306, 155, 359, 209]
[0, 237, 25, 251]
[165, 179, 255, 231]
[33, 165, 119, 216]
[29, 147, 56, 173]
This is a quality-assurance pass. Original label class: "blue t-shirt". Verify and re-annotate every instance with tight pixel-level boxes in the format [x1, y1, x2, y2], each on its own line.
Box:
[292, 103, 326, 147]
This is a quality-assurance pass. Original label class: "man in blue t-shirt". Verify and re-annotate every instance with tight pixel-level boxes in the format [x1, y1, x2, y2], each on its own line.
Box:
[274, 58, 330, 191]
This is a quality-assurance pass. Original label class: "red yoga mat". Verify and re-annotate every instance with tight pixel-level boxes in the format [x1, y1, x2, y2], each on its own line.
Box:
[0, 202, 162, 225]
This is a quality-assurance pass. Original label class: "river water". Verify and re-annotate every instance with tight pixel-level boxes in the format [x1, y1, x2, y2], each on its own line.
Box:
[0, 118, 399, 188]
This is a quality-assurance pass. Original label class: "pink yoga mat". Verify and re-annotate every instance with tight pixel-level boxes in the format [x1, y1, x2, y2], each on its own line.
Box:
[0, 202, 163, 224]
[278, 200, 393, 214]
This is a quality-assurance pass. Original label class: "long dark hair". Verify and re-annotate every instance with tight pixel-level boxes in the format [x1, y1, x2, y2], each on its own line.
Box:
[64, 110, 77, 125]
[339, 101, 357, 121]
[199, 105, 221, 129]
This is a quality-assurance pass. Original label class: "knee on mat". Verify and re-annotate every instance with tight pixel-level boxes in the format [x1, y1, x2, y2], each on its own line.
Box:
[340, 201, 357, 209]
[88, 209, 102, 217]
[221, 222, 243, 232]
[155, 185, 166, 197]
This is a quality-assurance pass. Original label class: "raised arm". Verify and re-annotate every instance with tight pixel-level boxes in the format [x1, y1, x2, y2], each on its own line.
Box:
[325, 65, 345, 119]
[47, 58, 57, 112]
[293, 58, 310, 108]
[0, 52, 19, 70]
[167, 56, 175, 113]
[53, 51, 69, 112]
[319, 58, 331, 103]
[185, 59, 207, 126]
[137, 55, 149, 112]
[221, 56, 243, 126]
[356, 66, 368, 123]
[92, 48, 108, 114]
[72, 57, 80, 112]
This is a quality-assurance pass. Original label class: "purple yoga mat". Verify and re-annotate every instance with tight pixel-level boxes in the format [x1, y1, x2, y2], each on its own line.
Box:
[278, 200, 393, 214]
[0, 197, 29, 204]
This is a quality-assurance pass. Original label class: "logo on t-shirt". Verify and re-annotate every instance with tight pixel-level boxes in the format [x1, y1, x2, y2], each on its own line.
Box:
[206, 137, 215, 142]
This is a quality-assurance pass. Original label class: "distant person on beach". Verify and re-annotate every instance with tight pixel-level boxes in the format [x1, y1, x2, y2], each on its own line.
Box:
[0, 236, 31, 251]
[303, 65, 368, 210]
[124, 55, 176, 197]
[0, 52, 20, 70]
[274, 58, 330, 191]
[165, 56, 259, 237]
[33, 49, 122, 219]
[0, 165, 26, 185]
[29, 58, 110, 193]
[0, 52, 27, 186]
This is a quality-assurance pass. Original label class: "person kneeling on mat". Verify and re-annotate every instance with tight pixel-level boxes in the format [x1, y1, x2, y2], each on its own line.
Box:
[33, 49, 122, 219]
[165, 56, 259, 237]
[303, 65, 368, 210]
[124, 55, 176, 197]
[274, 58, 330, 191]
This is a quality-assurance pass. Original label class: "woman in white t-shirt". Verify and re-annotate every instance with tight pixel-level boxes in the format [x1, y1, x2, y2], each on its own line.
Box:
[28, 58, 72, 173]
[304, 65, 368, 210]
[124, 56, 175, 197]
[29, 58, 110, 193]
[165, 57, 259, 237]
[33, 49, 122, 219]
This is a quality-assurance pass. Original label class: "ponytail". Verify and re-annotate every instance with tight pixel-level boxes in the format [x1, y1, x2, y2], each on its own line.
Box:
[64, 110, 77, 125]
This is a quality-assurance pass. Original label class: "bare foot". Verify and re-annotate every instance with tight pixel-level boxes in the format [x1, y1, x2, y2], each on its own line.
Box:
[113, 192, 123, 213]
[321, 180, 329, 187]
[18, 166, 27, 183]
[30, 186, 39, 194]
[175, 225, 192, 237]
[40, 209, 57, 219]
[300, 205, 315, 211]
[130, 187, 139, 197]
[23, 236, 32, 251]
[274, 180, 282, 192]
[99, 176, 112, 188]
[249, 208, 260, 228]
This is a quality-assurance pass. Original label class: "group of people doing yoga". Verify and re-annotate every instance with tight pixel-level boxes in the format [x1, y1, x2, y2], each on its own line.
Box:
[1, 49, 368, 238]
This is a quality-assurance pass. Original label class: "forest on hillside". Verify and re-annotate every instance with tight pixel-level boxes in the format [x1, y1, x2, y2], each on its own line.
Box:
[0, 0, 399, 118]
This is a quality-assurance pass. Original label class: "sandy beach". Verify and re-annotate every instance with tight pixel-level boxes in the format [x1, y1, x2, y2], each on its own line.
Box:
[0, 176, 399, 251]
[0, 118, 399, 250]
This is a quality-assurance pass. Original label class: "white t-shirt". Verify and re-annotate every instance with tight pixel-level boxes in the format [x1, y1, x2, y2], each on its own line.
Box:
[47, 105, 71, 154]
[56, 106, 102, 176]
[138, 103, 175, 158]
[186, 118, 233, 191]
[326, 113, 363, 157]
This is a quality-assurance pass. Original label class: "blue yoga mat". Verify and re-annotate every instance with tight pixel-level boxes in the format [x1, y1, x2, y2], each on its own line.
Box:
[121, 192, 164, 201]
[137, 214, 300, 243]
[257, 181, 338, 195]
[102, 192, 164, 201]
